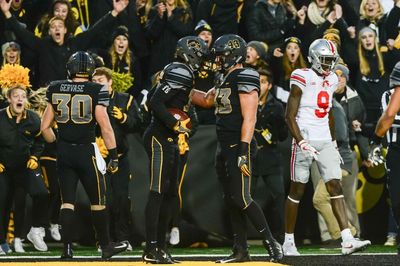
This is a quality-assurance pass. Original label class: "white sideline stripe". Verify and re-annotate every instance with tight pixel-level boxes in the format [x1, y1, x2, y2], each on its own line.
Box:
[0, 253, 397, 259]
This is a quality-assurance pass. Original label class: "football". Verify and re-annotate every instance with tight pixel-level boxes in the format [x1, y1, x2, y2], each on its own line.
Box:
[168, 108, 192, 129]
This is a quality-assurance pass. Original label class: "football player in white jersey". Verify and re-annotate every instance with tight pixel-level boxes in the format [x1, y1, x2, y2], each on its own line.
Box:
[283, 39, 371, 256]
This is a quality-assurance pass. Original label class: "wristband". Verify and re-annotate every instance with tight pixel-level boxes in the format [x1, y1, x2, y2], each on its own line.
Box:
[108, 148, 118, 160]
[239, 141, 249, 156]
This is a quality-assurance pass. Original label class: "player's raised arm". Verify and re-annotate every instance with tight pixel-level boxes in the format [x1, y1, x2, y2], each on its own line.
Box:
[190, 88, 215, 108]
[41, 103, 56, 143]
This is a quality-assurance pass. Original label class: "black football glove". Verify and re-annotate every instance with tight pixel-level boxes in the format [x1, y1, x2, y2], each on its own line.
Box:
[368, 134, 385, 166]
[107, 159, 119, 174]
[107, 148, 119, 174]
[173, 118, 191, 134]
[237, 141, 251, 177]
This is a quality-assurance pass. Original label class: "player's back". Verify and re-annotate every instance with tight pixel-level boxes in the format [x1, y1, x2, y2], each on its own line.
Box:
[214, 68, 260, 139]
[47, 80, 108, 144]
[290, 68, 338, 141]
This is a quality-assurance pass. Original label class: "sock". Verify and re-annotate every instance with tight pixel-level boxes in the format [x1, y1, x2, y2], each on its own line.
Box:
[145, 191, 163, 250]
[59, 208, 75, 244]
[341, 228, 353, 242]
[91, 209, 110, 247]
[244, 201, 273, 240]
[285, 233, 295, 243]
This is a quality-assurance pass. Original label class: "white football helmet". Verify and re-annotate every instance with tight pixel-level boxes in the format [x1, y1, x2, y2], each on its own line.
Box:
[308, 39, 339, 75]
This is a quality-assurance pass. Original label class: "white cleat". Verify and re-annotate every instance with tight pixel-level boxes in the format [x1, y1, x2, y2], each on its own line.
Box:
[27, 227, 48, 252]
[169, 227, 180, 245]
[121, 241, 133, 251]
[341, 238, 371, 255]
[13, 238, 25, 253]
[49, 224, 61, 241]
[282, 241, 300, 256]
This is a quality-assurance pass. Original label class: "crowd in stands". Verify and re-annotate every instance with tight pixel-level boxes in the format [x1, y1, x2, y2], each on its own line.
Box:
[0, 0, 400, 254]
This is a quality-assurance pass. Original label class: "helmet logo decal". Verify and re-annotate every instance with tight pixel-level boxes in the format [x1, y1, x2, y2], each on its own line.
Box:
[226, 39, 240, 49]
[187, 39, 201, 50]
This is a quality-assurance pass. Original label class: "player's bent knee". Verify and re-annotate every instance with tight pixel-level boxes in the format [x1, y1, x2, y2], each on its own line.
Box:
[91, 204, 106, 211]
[61, 203, 74, 210]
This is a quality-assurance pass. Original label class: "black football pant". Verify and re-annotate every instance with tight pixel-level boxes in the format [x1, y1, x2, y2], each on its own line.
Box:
[57, 141, 109, 246]
[0, 166, 48, 244]
[41, 158, 61, 224]
[143, 127, 179, 250]
[216, 140, 273, 251]
[386, 146, 400, 242]
[107, 155, 132, 242]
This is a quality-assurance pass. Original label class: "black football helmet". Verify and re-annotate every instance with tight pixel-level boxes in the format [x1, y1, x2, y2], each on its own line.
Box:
[212, 34, 246, 71]
[66, 51, 95, 79]
[175, 36, 209, 71]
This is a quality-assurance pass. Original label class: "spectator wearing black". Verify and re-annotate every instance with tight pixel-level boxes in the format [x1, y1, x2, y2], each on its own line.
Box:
[195, 0, 254, 39]
[0, 0, 129, 86]
[247, 0, 304, 57]
[193, 19, 216, 125]
[101, 25, 143, 97]
[145, 0, 193, 76]
[384, 0, 400, 72]
[357, 0, 387, 46]
[356, 26, 388, 135]
[252, 68, 287, 243]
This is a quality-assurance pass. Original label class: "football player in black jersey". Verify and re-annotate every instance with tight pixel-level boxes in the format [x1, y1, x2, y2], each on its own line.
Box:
[142, 36, 208, 264]
[41, 51, 127, 259]
[369, 61, 400, 254]
[190, 34, 283, 263]
[92, 67, 139, 251]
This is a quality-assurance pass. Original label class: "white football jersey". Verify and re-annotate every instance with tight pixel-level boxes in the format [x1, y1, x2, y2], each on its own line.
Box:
[290, 68, 338, 141]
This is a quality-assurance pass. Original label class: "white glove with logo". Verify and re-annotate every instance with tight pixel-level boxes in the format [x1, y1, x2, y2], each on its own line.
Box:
[298, 140, 320, 161]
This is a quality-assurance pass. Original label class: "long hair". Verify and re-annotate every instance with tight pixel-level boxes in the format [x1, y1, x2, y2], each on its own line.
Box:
[108, 42, 133, 74]
[358, 31, 385, 77]
[359, 0, 384, 21]
[282, 49, 306, 81]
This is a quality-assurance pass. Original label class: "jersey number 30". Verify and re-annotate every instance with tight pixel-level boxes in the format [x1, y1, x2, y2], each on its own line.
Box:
[315, 91, 329, 118]
[52, 94, 93, 124]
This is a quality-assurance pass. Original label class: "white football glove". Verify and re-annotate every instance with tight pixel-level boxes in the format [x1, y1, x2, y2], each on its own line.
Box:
[298, 140, 320, 161]
[368, 143, 385, 166]
[333, 140, 344, 165]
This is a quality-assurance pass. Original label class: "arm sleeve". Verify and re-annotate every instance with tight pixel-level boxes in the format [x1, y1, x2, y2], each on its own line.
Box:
[187, 104, 199, 137]
[148, 83, 180, 129]
[145, 9, 166, 39]
[289, 69, 307, 91]
[386, 6, 400, 39]
[72, 12, 116, 50]
[97, 85, 110, 107]
[6, 16, 41, 50]
[237, 69, 260, 93]
[121, 94, 138, 131]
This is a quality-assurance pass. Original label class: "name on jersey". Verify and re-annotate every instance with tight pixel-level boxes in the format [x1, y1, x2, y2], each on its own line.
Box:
[60, 84, 84, 93]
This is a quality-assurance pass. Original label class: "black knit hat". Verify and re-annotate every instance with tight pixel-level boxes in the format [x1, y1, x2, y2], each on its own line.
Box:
[194, 20, 212, 36]
[112, 25, 129, 41]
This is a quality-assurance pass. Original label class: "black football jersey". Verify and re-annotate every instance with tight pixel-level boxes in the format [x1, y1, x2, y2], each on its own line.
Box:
[149, 62, 194, 129]
[47, 80, 109, 144]
[215, 68, 260, 134]
[382, 89, 400, 146]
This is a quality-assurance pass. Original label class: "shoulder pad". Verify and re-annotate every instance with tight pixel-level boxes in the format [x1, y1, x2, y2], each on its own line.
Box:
[162, 62, 194, 90]
[390, 61, 400, 88]
[237, 68, 260, 93]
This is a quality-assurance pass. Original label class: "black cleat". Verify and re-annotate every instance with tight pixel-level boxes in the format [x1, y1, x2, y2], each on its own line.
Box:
[160, 248, 180, 263]
[60, 243, 73, 259]
[142, 248, 174, 264]
[263, 238, 284, 262]
[216, 249, 251, 263]
[101, 241, 128, 259]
